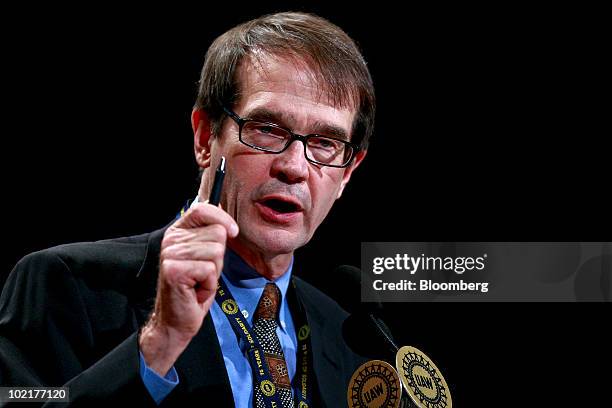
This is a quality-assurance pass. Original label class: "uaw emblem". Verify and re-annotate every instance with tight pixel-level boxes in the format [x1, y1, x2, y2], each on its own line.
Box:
[395, 346, 452, 408]
[260, 379, 276, 397]
[347, 360, 401, 408]
[221, 299, 239, 315]
[298, 325, 310, 340]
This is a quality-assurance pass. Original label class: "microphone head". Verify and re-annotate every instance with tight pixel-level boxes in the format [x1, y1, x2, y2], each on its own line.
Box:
[342, 312, 397, 361]
[329, 265, 398, 360]
[329, 264, 383, 315]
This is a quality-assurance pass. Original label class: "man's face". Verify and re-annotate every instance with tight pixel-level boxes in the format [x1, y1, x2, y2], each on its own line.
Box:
[196, 56, 365, 257]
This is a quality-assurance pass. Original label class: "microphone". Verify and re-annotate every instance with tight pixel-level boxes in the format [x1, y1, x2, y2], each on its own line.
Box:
[333, 266, 403, 407]
[335, 266, 454, 408]
[331, 265, 399, 361]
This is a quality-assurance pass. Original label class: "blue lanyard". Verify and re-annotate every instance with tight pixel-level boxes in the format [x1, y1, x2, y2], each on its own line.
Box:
[178, 201, 313, 406]
[215, 278, 313, 407]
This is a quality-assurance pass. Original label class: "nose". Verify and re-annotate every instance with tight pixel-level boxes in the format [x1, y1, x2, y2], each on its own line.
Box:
[270, 139, 309, 184]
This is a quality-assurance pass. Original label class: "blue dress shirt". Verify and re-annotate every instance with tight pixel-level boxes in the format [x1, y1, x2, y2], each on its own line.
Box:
[139, 248, 297, 407]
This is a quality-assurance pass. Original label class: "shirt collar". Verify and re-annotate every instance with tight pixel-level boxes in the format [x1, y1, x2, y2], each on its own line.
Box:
[223, 248, 293, 298]
[221, 249, 293, 332]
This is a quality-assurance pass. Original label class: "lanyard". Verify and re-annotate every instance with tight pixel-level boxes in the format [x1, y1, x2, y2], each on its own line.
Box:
[177, 201, 313, 406]
[215, 277, 313, 408]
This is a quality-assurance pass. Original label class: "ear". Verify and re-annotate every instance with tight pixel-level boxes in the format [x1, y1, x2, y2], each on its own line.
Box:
[336, 150, 367, 199]
[192, 109, 213, 170]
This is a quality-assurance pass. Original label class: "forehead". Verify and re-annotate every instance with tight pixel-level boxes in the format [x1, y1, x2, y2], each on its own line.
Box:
[233, 55, 356, 134]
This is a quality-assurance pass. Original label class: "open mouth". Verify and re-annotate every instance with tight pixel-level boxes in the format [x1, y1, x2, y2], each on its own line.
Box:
[260, 198, 302, 214]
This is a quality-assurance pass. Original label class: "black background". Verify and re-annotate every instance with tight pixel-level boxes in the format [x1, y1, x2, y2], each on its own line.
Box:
[2, 3, 609, 406]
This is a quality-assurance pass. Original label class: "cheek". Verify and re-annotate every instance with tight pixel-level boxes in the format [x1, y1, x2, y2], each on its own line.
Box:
[224, 159, 267, 207]
[309, 174, 344, 221]
[220, 173, 246, 215]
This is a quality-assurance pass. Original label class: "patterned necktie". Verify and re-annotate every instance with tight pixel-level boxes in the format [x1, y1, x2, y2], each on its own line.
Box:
[252, 283, 294, 408]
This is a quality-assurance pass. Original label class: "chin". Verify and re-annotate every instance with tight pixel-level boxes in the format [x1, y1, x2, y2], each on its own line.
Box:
[249, 227, 309, 255]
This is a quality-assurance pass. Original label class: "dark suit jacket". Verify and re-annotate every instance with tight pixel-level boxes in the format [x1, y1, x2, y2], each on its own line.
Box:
[0, 226, 365, 406]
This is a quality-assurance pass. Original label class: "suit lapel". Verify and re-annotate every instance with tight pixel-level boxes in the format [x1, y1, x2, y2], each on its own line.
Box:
[165, 314, 234, 405]
[293, 279, 345, 407]
[132, 225, 167, 325]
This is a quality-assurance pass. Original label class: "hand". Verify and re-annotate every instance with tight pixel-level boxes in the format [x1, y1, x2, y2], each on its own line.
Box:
[139, 202, 239, 376]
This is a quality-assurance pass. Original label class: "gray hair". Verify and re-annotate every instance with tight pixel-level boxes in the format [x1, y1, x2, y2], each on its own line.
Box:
[194, 11, 375, 150]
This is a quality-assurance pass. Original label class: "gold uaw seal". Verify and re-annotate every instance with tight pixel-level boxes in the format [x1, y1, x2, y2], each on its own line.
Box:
[298, 325, 310, 340]
[260, 379, 276, 397]
[347, 360, 401, 408]
[221, 299, 239, 315]
[395, 346, 452, 408]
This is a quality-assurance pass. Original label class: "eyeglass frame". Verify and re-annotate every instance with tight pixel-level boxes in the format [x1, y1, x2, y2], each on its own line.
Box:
[221, 106, 360, 168]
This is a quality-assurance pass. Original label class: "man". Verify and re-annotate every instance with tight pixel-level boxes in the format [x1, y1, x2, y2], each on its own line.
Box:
[0, 11, 375, 406]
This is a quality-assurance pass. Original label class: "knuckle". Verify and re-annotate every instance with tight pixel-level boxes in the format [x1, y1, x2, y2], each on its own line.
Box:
[161, 232, 176, 248]
[160, 259, 180, 280]
[202, 261, 216, 276]
[191, 205, 204, 218]
[193, 204, 211, 220]
[181, 205, 205, 227]
[209, 242, 225, 260]
[208, 224, 227, 242]
[160, 246, 177, 260]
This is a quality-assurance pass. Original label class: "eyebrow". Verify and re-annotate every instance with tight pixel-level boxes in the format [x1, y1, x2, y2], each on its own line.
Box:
[244, 107, 350, 140]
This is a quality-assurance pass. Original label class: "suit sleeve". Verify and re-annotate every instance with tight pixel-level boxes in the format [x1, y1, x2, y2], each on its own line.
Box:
[0, 250, 157, 406]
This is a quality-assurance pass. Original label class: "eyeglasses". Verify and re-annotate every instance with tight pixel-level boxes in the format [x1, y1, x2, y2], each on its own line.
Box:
[222, 106, 359, 168]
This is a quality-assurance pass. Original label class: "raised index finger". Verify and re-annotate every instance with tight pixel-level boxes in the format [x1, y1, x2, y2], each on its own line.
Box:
[174, 202, 239, 238]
